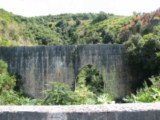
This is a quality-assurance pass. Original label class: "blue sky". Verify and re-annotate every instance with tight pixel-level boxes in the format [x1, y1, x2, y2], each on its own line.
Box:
[0, 0, 160, 17]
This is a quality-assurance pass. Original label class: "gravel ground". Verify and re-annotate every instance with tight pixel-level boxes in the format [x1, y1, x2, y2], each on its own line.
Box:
[0, 103, 160, 113]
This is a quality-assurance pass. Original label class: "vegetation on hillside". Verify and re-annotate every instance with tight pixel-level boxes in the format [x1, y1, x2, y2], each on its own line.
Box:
[0, 9, 132, 46]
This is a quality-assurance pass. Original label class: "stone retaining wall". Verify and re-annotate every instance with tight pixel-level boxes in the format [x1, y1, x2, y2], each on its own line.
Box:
[0, 103, 160, 120]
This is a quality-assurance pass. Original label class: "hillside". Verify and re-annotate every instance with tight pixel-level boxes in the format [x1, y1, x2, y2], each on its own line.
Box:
[0, 9, 133, 46]
[1, 8, 160, 46]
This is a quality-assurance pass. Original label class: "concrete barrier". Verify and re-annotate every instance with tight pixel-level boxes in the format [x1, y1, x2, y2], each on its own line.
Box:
[0, 103, 160, 120]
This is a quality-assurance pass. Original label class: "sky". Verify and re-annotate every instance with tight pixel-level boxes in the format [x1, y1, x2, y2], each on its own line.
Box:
[0, 0, 160, 17]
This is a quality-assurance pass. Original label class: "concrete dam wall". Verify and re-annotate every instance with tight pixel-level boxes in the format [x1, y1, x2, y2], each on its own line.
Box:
[0, 44, 132, 99]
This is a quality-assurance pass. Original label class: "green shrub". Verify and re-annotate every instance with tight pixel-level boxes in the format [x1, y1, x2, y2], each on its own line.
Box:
[0, 60, 15, 93]
[91, 12, 109, 23]
[0, 60, 8, 74]
[75, 87, 112, 104]
[124, 75, 160, 103]
[96, 94, 112, 104]
[0, 90, 38, 105]
[75, 86, 96, 104]
[43, 82, 76, 105]
[43, 82, 112, 105]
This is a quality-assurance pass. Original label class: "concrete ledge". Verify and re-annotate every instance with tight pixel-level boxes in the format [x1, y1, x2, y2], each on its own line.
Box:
[0, 103, 160, 120]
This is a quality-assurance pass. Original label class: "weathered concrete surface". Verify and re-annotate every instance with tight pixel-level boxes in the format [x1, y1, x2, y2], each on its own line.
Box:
[0, 44, 132, 99]
[0, 103, 160, 120]
[76, 45, 132, 99]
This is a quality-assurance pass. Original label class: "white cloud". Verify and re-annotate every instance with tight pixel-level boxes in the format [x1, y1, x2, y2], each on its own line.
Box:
[0, 0, 159, 17]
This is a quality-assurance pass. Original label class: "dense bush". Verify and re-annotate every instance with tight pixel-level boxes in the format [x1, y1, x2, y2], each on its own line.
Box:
[124, 32, 160, 90]
[0, 60, 15, 93]
[76, 65, 104, 94]
[43, 82, 112, 105]
[0, 90, 38, 105]
[91, 12, 110, 23]
[43, 82, 76, 105]
[124, 75, 160, 103]
[0, 9, 132, 46]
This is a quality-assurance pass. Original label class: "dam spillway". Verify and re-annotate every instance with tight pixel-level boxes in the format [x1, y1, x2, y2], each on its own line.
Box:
[0, 44, 132, 99]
